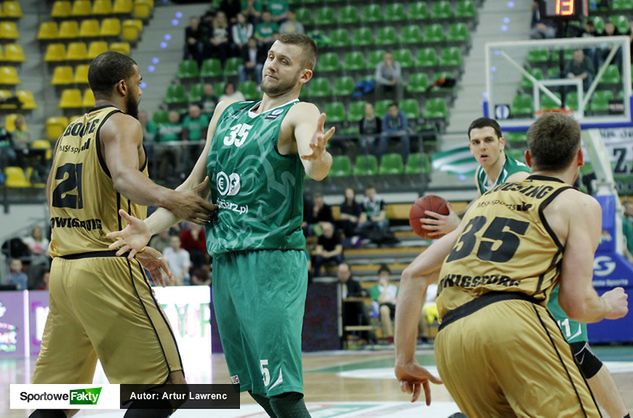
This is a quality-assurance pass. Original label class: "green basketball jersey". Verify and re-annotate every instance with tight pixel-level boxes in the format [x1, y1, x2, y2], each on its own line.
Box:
[205, 100, 306, 255]
[476, 154, 530, 194]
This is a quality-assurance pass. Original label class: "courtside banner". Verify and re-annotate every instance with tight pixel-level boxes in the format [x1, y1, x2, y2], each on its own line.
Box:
[10, 384, 120, 409]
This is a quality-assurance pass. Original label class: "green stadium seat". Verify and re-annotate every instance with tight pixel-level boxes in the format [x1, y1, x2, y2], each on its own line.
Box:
[200, 58, 222, 78]
[393, 49, 414, 69]
[520, 68, 544, 90]
[224, 57, 241, 77]
[401, 99, 421, 120]
[361, 4, 382, 23]
[330, 29, 351, 47]
[337, 6, 359, 25]
[375, 100, 392, 117]
[376, 27, 398, 47]
[188, 83, 203, 103]
[347, 101, 365, 122]
[353, 155, 378, 176]
[407, 73, 430, 94]
[541, 93, 561, 110]
[424, 24, 445, 43]
[455, 0, 477, 19]
[330, 155, 352, 177]
[177, 59, 199, 79]
[589, 90, 614, 113]
[314, 7, 334, 25]
[593, 16, 605, 34]
[165, 84, 187, 105]
[612, 0, 633, 11]
[306, 77, 331, 98]
[439, 47, 462, 68]
[447, 23, 469, 43]
[379, 153, 405, 175]
[527, 49, 550, 65]
[416, 48, 438, 67]
[152, 110, 169, 125]
[546, 67, 561, 79]
[565, 91, 579, 111]
[611, 15, 630, 34]
[401, 25, 425, 45]
[511, 94, 534, 116]
[319, 52, 340, 72]
[600, 65, 621, 85]
[295, 8, 313, 26]
[431, 1, 453, 19]
[405, 153, 431, 175]
[505, 132, 527, 145]
[334, 76, 355, 96]
[324, 102, 345, 124]
[424, 98, 448, 119]
[408, 2, 430, 20]
[367, 50, 385, 69]
[385, 3, 406, 22]
[343, 51, 366, 71]
[240, 81, 258, 100]
[352, 27, 374, 47]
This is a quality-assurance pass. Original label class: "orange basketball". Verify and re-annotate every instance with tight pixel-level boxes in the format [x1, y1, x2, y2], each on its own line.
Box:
[409, 195, 450, 239]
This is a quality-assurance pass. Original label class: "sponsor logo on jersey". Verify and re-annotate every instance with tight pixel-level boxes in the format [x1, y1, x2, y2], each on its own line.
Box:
[217, 172, 241, 196]
[265, 108, 285, 120]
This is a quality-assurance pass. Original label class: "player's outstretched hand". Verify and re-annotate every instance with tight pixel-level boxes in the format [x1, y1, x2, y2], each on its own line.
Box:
[395, 362, 442, 406]
[301, 113, 335, 161]
[166, 177, 217, 225]
[602, 287, 629, 319]
[135, 246, 175, 287]
[107, 209, 152, 258]
[421, 203, 460, 238]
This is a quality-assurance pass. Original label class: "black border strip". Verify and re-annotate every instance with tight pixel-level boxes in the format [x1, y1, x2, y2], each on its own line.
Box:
[538, 185, 573, 251]
[95, 107, 123, 178]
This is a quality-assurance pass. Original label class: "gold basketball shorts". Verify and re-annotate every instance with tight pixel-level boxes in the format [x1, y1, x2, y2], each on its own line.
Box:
[32, 252, 183, 385]
[435, 293, 600, 418]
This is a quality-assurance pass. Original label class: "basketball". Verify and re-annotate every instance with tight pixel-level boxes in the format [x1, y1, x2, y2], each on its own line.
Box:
[409, 195, 450, 239]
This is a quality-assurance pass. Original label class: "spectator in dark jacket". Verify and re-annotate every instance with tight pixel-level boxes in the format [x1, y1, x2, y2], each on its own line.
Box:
[359, 102, 382, 157]
[380, 103, 410, 162]
[239, 37, 265, 84]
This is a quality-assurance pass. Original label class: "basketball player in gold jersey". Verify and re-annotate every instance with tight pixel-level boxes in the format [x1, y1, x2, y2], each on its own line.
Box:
[394, 113, 629, 417]
[29, 52, 215, 418]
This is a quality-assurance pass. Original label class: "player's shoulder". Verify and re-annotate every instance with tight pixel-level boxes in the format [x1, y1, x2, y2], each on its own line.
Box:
[287, 101, 319, 118]
[556, 187, 601, 216]
[102, 111, 142, 132]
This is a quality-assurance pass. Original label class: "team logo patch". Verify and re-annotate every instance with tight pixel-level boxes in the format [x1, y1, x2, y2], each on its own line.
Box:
[230, 375, 240, 384]
[265, 108, 285, 120]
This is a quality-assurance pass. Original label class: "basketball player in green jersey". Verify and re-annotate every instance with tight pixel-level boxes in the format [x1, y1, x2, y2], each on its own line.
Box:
[108, 34, 333, 418]
[394, 113, 629, 416]
[407, 115, 629, 418]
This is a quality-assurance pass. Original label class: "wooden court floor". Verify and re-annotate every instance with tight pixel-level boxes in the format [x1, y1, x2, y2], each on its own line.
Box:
[2, 346, 632, 417]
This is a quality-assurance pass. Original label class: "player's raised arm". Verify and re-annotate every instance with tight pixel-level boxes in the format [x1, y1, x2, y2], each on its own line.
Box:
[292, 102, 334, 181]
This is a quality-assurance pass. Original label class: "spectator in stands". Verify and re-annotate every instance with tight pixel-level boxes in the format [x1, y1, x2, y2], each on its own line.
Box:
[36, 269, 50, 291]
[380, 102, 411, 162]
[22, 225, 49, 269]
[338, 187, 362, 245]
[12, 115, 45, 182]
[200, 83, 219, 114]
[358, 185, 390, 241]
[184, 16, 203, 64]
[7, 258, 27, 291]
[565, 49, 595, 91]
[182, 104, 209, 142]
[219, 81, 246, 102]
[242, 0, 263, 24]
[255, 11, 279, 49]
[623, 201, 633, 259]
[139, 111, 157, 143]
[530, 0, 556, 39]
[370, 264, 398, 339]
[598, 21, 622, 69]
[359, 102, 382, 157]
[337, 262, 371, 341]
[163, 235, 192, 286]
[220, 0, 242, 23]
[149, 229, 172, 254]
[279, 10, 304, 35]
[232, 13, 254, 50]
[312, 222, 344, 277]
[191, 266, 211, 286]
[156, 111, 184, 179]
[239, 37, 265, 84]
[305, 192, 334, 235]
[204, 11, 231, 65]
[267, 0, 289, 23]
[374, 51, 403, 103]
[0, 120, 15, 170]
[179, 222, 208, 271]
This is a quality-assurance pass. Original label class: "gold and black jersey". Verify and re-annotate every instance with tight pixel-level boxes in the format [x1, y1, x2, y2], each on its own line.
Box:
[436, 175, 572, 319]
[48, 105, 148, 257]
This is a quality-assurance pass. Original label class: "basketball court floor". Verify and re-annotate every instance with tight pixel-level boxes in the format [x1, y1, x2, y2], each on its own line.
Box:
[2, 346, 633, 417]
